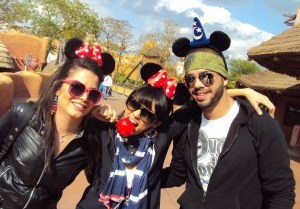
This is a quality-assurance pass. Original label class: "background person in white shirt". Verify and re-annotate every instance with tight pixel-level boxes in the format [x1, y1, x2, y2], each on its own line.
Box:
[102, 74, 112, 99]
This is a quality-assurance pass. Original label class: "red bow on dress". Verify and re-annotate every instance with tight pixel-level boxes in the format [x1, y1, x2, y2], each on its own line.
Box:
[75, 43, 103, 67]
[147, 69, 177, 99]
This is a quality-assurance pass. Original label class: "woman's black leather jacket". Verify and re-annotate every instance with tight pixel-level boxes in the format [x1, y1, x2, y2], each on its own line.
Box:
[0, 103, 97, 209]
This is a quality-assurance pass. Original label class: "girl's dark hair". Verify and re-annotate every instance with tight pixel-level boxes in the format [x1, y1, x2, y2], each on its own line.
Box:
[173, 83, 190, 106]
[127, 84, 173, 125]
[36, 58, 103, 171]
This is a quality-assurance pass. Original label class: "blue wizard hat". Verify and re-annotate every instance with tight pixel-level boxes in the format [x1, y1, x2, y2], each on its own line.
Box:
[172, 17, 231, 58]
[190, 17, 210, 47]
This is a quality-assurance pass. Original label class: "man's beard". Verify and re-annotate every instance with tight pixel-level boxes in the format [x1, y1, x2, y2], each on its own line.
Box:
[196, 84, 224, 111]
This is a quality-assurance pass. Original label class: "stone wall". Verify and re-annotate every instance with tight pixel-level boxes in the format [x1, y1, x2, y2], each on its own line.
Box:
[0, 71, 51, 117]
[0, 30, 50, 71]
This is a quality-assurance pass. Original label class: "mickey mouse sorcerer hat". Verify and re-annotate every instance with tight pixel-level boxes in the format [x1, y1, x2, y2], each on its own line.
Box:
[172, 17, 231, 78]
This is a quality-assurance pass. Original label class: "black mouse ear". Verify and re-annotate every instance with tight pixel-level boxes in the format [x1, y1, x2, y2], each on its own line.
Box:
[172, 37, 191, 57]
[101, 53, 115, 75]
[64, 38, 84, 60]
[210, 31, 231, 52]
[140, 62, 163, 82]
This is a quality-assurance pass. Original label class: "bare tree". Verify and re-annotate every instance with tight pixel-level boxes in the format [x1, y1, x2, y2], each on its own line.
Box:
[99, 17, 133, 52]
[99, 17, 133, 78]
[139, 19, 180, 64]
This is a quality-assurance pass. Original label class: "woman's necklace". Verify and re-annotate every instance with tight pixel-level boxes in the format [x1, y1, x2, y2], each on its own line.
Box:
[59, 132, 79, 143]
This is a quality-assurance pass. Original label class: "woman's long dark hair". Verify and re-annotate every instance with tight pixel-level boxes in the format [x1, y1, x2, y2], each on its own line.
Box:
[36, 58, 103, 172]
[127, 84, 173, 126]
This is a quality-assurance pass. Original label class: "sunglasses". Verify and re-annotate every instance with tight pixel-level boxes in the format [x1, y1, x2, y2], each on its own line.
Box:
[62, 80, 102, 105]
[184, 72, 215, 88]
[126, 96, 157, 124]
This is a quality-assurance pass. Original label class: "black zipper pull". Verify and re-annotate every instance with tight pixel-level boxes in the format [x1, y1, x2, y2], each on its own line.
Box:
[202, 192, 206, 202]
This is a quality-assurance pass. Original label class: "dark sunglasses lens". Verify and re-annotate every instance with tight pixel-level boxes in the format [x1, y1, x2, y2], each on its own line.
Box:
[185, 75, 195, 87]
[127, 97, 140, 111]
[200, 73, 214, 85]
[88, 90, 101, 104]
[141, 108, 157, 124]
[70, 82, 85, 97]
[207, 73, 214, 85]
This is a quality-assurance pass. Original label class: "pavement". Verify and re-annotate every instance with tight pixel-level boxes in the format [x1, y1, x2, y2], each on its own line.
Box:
[57, 92, 300, 209]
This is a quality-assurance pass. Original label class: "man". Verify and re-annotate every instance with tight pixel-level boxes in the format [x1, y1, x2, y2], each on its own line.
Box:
[161, 17, 295, 209]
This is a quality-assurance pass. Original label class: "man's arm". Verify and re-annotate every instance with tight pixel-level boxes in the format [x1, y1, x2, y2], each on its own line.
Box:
[161, 128, 187, 188]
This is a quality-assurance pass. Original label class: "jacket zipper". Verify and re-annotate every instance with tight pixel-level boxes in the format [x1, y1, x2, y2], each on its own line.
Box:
[202, 192, 207, 202]
[153, 140, 158, 152]
[0, 166, 45, 208]
[22, 166, 46, 209]
[22, 151, 48, 209]
[0, 165, 11, 177]
[200, 126, 241, 203]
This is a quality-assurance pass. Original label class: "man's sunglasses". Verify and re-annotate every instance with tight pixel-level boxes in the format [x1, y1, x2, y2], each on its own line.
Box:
[62, 80, 102, 105]
[184, 72, 214, 88]
[126, 96, 157, 124]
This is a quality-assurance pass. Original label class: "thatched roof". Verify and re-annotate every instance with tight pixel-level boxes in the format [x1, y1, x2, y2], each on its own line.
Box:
[0, 41, 15, 69]
[238, 70, 300, 96]
[247, 8, 300, 77]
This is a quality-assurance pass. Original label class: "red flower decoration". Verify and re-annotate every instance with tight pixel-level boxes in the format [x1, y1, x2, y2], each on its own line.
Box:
[75, 43, 103, 67]
[147, 69, 177, 99]
[116, 117, 135, 137]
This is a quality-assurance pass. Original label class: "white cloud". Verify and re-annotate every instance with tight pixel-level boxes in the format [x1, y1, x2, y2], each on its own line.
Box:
[154, 0, 202, 13]
[153, 0, 274, 59]
[196, 5, 232, 24]
[179, 27, 191, 35]
[132, 0, 144, 8]
[80, 0, 277, 59]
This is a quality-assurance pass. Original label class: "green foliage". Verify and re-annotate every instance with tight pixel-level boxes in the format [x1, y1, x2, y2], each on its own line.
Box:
[0, 0, 31, 24]
[114, 71, 143, 87]
[228, 59, 261, 89]
[22, 0, 100, 40]
[114, 72, 127, 84]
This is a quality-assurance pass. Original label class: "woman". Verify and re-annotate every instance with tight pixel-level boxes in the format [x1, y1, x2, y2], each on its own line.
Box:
[0, 38, 115, 209]
[76, 63, 275, 209]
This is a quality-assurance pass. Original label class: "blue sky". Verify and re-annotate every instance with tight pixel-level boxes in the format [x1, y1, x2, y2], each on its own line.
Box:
[82, 0, 300, 59]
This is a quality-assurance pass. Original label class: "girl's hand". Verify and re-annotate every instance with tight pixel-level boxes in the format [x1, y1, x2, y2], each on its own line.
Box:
[91, 104, 118, 123]
[243, 88, 275, 117]
[228, 88, 275, 118]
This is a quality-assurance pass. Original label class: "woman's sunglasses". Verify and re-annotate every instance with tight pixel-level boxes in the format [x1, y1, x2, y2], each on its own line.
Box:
[62, 80, 102, 105]
[126, 96, 157, 124]
[184, 72, 214, 88]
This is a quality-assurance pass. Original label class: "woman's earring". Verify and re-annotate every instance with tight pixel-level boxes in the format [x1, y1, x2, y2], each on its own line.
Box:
[51, 95, 58, 115]
[144, 128, 158, 139]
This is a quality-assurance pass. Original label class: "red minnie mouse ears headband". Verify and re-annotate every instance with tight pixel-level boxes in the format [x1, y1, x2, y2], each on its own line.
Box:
[64, 38, 115, 75]
[140, 62, 177, 100]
